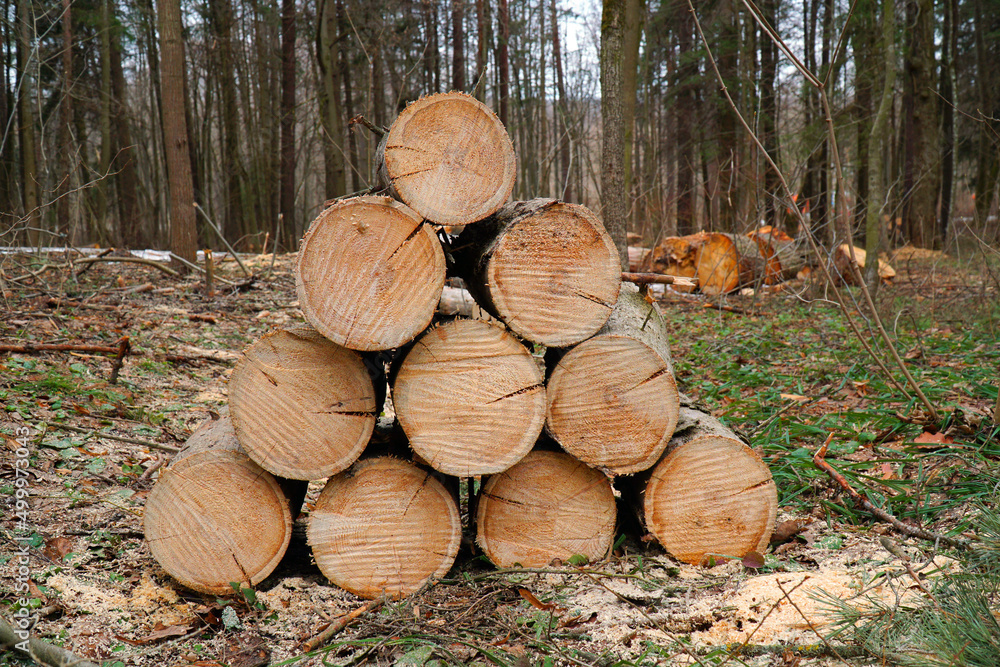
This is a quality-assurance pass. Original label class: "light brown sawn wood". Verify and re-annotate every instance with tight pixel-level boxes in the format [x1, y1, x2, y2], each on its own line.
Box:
[229, 327, 378, 480]
[696, 232, 773, 295]
[143, 415, 297, 595]
[648, 233, 706, 293]
[832, 244, 896, 284]
[296, 195, 445, 351]
[455, 198, 622, 347]
[393, 318, 546, 477]
[641, 405, 777, 566]
[476, 450, 617, 567]
[376, 91, 516, 226]
[546, 283, 680, 475]
[308, 457, 461, 600]
[750, 234, 810, 283]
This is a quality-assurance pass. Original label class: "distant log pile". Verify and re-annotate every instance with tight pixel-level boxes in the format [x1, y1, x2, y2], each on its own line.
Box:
[632, 226, 896, 295]
[144, 91, 776, 600]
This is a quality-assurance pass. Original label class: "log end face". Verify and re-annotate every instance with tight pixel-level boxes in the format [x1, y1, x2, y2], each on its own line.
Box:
[476, 451, 617, 568]
[307, 457, 462, 599]
[384, 92, 516, 226]
[547, 335, 680, 475]
[229, 328, 378, 480]
[144, 450, 293, 595]
[296, 196, 446, 351]
[643, 436, 777, 566]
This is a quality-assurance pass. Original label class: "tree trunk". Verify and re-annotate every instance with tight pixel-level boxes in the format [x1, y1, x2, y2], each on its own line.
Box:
[496, 0, 509, 127]
[279, 0, 296, 240]
[109, 0, 142, 249]
[758, 0, 781, 230]
[97, 0, 112, 236]
[295, 195, 446, 351]
[621, 0, 644, 200]
[601, 0, 628, 268]
[57, 0, 78, 245]
[317, 0, 346, 200]
[308, 457, 461, 600]
[211, 0, 246, 242]
[865, 0, 895, 292]
[551, 0, 571, 201]
[376, 91, 515, 226]
[16, 0, 39, 244]
[674, 0, 697, 236]
[144, 415, 305, 594]
[938, 0, 956, 244]
[452, 0, 466, 91]
[454, 198, 622, 347]
[476, 450, 617, 567]
[832, 244, 895, 284]
[634, 402, 777, 566]
[972, 0, 1000, 227]
[545, 283, 680, 476]
[228, 327, 381, 480]
[158, 0, 198, 265]
[392, 319, 546, 477]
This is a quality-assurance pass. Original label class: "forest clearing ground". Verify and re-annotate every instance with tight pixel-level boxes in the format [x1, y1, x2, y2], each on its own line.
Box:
[0, 244, 998, 666]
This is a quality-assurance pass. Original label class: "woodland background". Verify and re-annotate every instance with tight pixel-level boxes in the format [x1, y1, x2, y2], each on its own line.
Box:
[1, 0, 999, 261]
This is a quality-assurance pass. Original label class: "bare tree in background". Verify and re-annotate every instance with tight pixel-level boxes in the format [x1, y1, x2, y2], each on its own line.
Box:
[601, 0, 628, 268]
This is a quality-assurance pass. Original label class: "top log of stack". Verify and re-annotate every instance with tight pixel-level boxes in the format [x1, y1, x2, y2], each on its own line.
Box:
[145, 91, 777, 600]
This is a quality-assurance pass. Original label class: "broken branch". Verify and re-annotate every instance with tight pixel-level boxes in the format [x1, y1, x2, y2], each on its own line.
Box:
[44, 422, 181, 454]
[300, 597, 385, 652]
[621, 272, 697, 288]
[1, 615, 101, 667]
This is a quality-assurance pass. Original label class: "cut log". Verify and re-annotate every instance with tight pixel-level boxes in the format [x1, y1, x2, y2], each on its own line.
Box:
[750, 235, 811, 283]
[437, 285, 493, 321]
[229, 327, 379, 480]
[648, 234, 706, 293]
[627, 245, 651, 272]
[832, 244, 896, 284]
[144, 416, 305, 595]
[476, 450, 617, 567]
[638, 403, 777, 566]
[454, 198, 621, 347]
[393, 318, 546, 476]
[308, 457, 461, 599]
[545, 283, 680, 475]
[376, 91, 516, 226]
[296, 195, 445, 351]
[695, 232, 774, 295]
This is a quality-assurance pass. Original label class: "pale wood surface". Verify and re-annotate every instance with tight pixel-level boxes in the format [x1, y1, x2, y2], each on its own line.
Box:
[833, 244, 896, 284]
[648, 233, 705, 293]
[144, 416, 294, 594]
[455, 198, 622, 347]
[393, 318, 546, 476]
[296, 195, 445, 351]
[476, 450, 617, 567]
[641, 405, 777, 566]
[308, 457, 462, 599]
[377, 91, 516, 226]
[696, 232, 773, 295]
[546, 284, 680, 475]
[229, 327, 378, 480]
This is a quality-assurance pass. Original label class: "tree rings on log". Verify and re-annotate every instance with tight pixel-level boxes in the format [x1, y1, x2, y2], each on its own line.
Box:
[643, 433, 777, 566]
[296, 195, 445, 351]
[695, 232, 773, 295]
[393, 319, 546, 477]
[475, 451, 617, 567]
[229, 327, 378, 480]
[546, 284, 680, 475]
[455, 199, 622, 347]
[144, 416, 295, 595]
[308, 457, 462, 600]
[377, 91, 516, 226]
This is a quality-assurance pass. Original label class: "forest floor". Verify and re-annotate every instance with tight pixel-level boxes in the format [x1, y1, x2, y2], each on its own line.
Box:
[1, 240, 998, 667]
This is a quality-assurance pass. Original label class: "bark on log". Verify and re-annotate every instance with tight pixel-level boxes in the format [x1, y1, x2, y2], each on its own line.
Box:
[392, 318, 546, 476]
[144, 415, 305, 594]
[832, 244, 896, 284]
[636, 403, 777, 566]
[376, 91, 516, 226]
[296, 195, 445, 351]
[308, 457, 462, 599]
[695, 232, 774, 295]
[545, 283, 680, 475]
[229, 327, 380, 480]
[475, 450, 617, 567]
[454, 198, 622, 347]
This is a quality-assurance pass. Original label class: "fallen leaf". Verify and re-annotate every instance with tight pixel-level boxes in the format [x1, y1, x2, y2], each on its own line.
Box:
[770, 520, 807, 545]
[129, 622, 195, 645]
[913, 431, 954, 446]
[779, 393, 810, 402]
[518, 588, 555, 611]
[43, 536, 74, 561]
[742, 551, 766, 569]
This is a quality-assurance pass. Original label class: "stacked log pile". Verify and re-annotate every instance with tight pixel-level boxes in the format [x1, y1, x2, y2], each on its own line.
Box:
[144, 91, 777, 600]
[634, 226, 896, 295]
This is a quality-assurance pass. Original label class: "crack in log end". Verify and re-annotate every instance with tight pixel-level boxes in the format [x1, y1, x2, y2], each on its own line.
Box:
[740, 478, 774, 494]
[488, 383, 544, 404]
[257, 368, 279, 387]
[391, 166, 436, 181]
[308, 410, 377, 418]
[481, 492, 527, 507]
[570, 289, 615, 309]
[386, 223, 426, 263]
[386, 144, 433, 154]
[634, 367, 670, 388]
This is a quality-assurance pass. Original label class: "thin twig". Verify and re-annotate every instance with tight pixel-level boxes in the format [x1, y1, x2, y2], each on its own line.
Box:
[812, 434, 969, 549]
[348, 114, 388, 137]
[0, 340, 123, 355]
[168, 252, 238, 286]
[300, 597, 386, 652]
[109, 336, 131, 384]
[71, 256, 179, 277]
[774, 578, 853, 666]
[43, 422, 181, 453]
[194, 203, 252, 278]
[621, 271, 697, 288]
